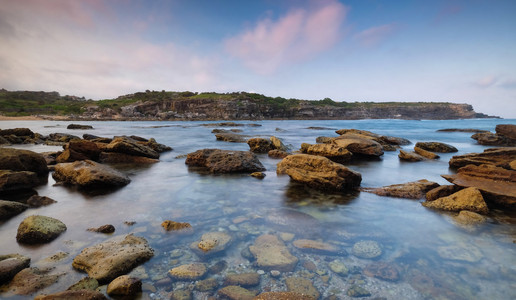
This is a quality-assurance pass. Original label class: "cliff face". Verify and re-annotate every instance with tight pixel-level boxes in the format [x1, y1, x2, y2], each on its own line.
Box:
[83, 98, 488, 120]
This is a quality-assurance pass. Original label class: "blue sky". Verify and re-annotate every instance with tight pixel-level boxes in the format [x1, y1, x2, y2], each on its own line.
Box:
[1, 0, 515, 117]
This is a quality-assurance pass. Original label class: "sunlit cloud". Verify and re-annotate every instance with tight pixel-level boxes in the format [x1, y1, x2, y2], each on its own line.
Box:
[225, 0, 348, 74]
[474, 75, 499, 88]
[354, 23, 397, 47]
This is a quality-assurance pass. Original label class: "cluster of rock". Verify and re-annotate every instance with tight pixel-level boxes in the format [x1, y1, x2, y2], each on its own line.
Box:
[471, 124, 516, 146]
[398, 142, 457, 162]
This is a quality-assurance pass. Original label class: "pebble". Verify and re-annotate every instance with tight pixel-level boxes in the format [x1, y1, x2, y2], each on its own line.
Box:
[257, 270, 265, 275]
[270, 270, 281, 277]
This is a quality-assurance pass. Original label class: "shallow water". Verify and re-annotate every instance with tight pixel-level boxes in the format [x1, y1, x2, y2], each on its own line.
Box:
[1, 119, 516, 299]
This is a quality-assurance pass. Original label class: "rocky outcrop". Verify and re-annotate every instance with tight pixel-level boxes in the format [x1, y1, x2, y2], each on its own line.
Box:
[247, 138, 274, 153]
[67, 124, 93, 130]
[0, 200, 28, 220]
[422, 187, 489, 214]
[361, 179, 440, 199]
[277, 154, 361, 191]
[56, 140, 101, 163]
[0, 254, 31, 284]
[449, 147, 516, 169]
[471, 124, 516, 146]
[249, 234, 298, 272]
[72, 234, 154, 283]
[335, 129, 410, 150]
[16, 215, 67, 244]
[185, 149, 265, 173]
[53, 160, 131, 188]
[415, 142, 458, 153]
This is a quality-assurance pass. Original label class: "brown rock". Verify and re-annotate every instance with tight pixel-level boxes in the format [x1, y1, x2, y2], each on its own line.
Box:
[510, 160, 516, 170]
[106, 275, 142, 296]
[496, 124, 516, 140]
[6, 267, 63, 295]
[185, 149, 265, 173]
[398, 150, 425, 162]
[72, 234, 154, 283]
[53, 160, 131, 188]
[361, 179, 440, 199]
[292, 239, 341, 255]
[57, 140, 101, 163]
[67, 124, 94, 130]
[168, 263, 206, 280]
[422, 187, 489, 214]
[0, 128, 35, 137]
[161, 220, 193, 234]
[105, 136, 159, 159]
[414, 146, 440, 159]
[332, 134, 384, 156]
[144, 138, 172, 153]
[250, 172, 266, 179]
[98, 152, 159, 164]
[363, 261, 400, 281]
[67, 277, 99, 291]
[268, 149, 289, 159]
[442, 164, 516, 207]
[215, 132, 248, 143]
[453, 210, 487, 226]
[0, 148, 48, 175]
[0, 170, 39, 192]
[425, 185, 462, 201]
[0, 200, 28, 220]
[87, 224, 115, 234]
[195, 231, 232, 255]
[271, 136, 288, 151]
[34, 289, 108, 300]
[0, 254, 31, 284]
[253, 292, 315, 300]
[224, 272, 260, 287]
[26, 195, 57, 207]
[472, 130, 516, 146]
[449, 147, 516, 168]
[249, 234, 298, 272]
[16, 215, 67, 244]
[247, 138, 274, 153]
[276, 154, 361, 191]
[285, 277, 320, 300]
[415, 142, 457, 153]
[218, 285, 256, 300]
[301, 143, 352, 163]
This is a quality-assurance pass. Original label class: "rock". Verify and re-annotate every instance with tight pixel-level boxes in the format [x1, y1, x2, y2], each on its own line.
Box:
[185, 149, 265, 173]
[425, 185, 462, 201]
[194, 231, 232, 256]
[72, 234, 154, 283]
[215, 132, 248, 143]
[442, 164, 516, 207]
[277, 154, 361, 191]
[254, 291, 316, 300]
[511, 160, 516, 170]
[247, 138, 274, 153]
[161, 220, 193, 234]
[67, 277, 99, 290]
[195, 278, 218, 292]
[98, 152, 159, 164]
[415, 142, 458, 153]
[268, 149, 289, 159]
[472, 130, 516, 146]
[301, 143, 352, 163]
[285, 277, 320, 299]
[363, 262, 399, 281]
[414, 146, 439, 159]
[250, 172, 266, 179]
[315, 136, 334, 144]
[292, 239, 342, 255]
[67, 124, 94, 130]
[41, 151, 58, 165]
[265, 208, 320, 234]
[218, 285, 257, 300]
[496, 124, 516, 139]
[249, 234, 298, 272]
[0, 200, 28, 220]
[169, 289, 192, 300]
[361, 179, 440, 199]
[57, 140, 101, 163]
[448, 147, 516, 168]
[145, 138, 172, 153]
[6, 267, 63, 295]
[0, 148, 48, 175]
[347, 285, 371, 297]
[0, 128, 35, 138]
[16, 215, 67, 244]
[422, 187, 489, 214]
[224, 272, 260, 287]
[437, 128, 488, 133]
[328, 260, 348, 276]
[0, 254, 31, 284]
[26, 195, 57, 207]
[208, 260, 228, 274]
[437, 244, 483, 262]
[47, 133, 81, 143]
[335, 129, 410, 146]
[352, 240, 382, 259]
[271, 136, 288, 151]
[398, 150, 425, 162]
[106, 275, 142, 296]
[168, 263, 206, 280]
[105, 136, 159, 159]
[0, 170, 40, 192]
[34, 289, 108, 300]
[453, 210, 487, 226]
[332, 134, 384, 156]
[87, 224, 115, 234]
[53, 160, 131, 188]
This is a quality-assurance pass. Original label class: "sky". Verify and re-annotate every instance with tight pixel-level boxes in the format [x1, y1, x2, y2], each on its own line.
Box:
[1, 0, 515, 118]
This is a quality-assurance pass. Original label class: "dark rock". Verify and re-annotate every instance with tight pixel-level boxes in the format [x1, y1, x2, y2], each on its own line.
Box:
[208, 260, 228, 274]
[250, 172, 266, 179]
[449, 147, 516, 169]
[426, 185, 462, 201]
[0, 128, 35, 138]
[361, 179, 440, 199]
[53, 160, 131, 188]
[0, 170, 40, 192]
[16, 215, 67, 244]
[195, 278, 218, 292]
[415, 142, 458, 153]
[105, 136, 159, 159]
[26, 195, 57, 207]
[106, 275, 142, 296]
[87, 224, 115, 234]
[56, 140, 101, 163]
[40, 151, 58, 165]
[5, 267, 64, 295]
[347, 285, 371, 297]
[471, 132, 516, 146]
[47, 133, 81, 143]
[215, 132, 248, 143]
[363, 262, 400, 281]
[247, 138, 274, 153]
[145, 138, 172, 153]
[34, 289, 108, 300]
[437, 128, 489, 133]
[0, 148, 49, 175]
[268, 149, 289, 159]
[185, 149, 265, 173]
[0, 200, 29, 220]
[0, 254, 31, 284]
[98, 152, 159, 164]
[67, 124, 93, 130]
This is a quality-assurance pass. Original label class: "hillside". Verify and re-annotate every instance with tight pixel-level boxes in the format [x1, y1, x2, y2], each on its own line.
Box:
[0, 89, 495, 120]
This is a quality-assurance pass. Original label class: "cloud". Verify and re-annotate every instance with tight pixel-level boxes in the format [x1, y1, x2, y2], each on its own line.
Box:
[353, 23, 397, 47]
[474, 75, 499, 88]
[225, 0, 348, 74]
[500, 79, 516, 89]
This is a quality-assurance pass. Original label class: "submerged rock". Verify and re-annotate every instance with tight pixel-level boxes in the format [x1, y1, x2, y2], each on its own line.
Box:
[352, 240, 382, 259]
[437, 244, 483, 262]
[292, 239, 342, 255]
[277, 154, 361, 191]
[16, 215, 67, 244]
[363, 261, 400, 281]
[224, 272, 260, 287]
[0, 200, 28, 220]
[361, 179, 440, 199]
[67, 277, 99, 291]
[161, 220, 193, 234]
[34, 289, 107, 300]
[218, 285, 256, 300]
[254, 292, 316, 300]
[328, 260, 348, 276]
[193, 231, 232, 256]
[72, 234, 154, 283]
[106, 275, 142, 296]
[347, 285, 371, 297]
[415, 142, 458, 153]
[285, 277, 320, 300]
[422, 187, 489, 214]
[185, 149, 265, 173]
[6, 267, 63, 295]
[53, 160, 131, 189]
[453, 210, 487, 226]
[0, 254, 31, 284]
[168, 263, 206, 280]
[448, 147, 516, 169]
[249, 234, 298, 272]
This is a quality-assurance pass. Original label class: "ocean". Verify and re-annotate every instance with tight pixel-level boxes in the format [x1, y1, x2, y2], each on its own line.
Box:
[1, 118, 515, 299]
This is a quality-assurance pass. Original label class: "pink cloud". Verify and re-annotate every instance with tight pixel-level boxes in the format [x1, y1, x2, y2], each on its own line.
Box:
[354, 23, 397, 47]
[225, 0, 348, 74]
[474, 75, 498, 88]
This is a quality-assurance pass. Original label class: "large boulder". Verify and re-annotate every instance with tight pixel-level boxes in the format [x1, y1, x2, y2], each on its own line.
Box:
[53, 160, 131, 188]
[422, 187, 489, 214]
[361, 179, 440, 199]
[276, 154, 361, 191]
[0, 170, 39, 192]
[185, 149, 265, 173]
[300, 143, 352, 163]
[442, 164, 516, 207]
[56, 140, 101, 163]
[0, 148, 48, 175]
[105, 137, 159, 159]
[449, 147, 516, 169]
[72, 234, 154, 283]
[249, 234, 298, 272]
[16, 215, 67, 244]
[0, 200, 28, 220]
[0, 254, 31, 284]
[332, 134, 384, 156]
[270, 136, 289, 151]
[415, 142, 458, 153]
[496, 124, 516, 140]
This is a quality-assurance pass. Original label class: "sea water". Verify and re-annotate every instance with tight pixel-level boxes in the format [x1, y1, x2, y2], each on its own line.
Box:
[0, 119, 515, 299]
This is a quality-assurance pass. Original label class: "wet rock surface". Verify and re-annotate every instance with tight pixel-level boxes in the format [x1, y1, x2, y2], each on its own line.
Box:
[105, 136, 160, 159]
[26, 195, 57, 207]
[0, 148, 49, 175]
[292, 239, 341, 255]
[285, 277, 320, 299]
[363, 261, 400, 281]
[361, 179, 440, 199]
[415, 142, 458, 153]
[168, 263, 207, 280]
[0, 200, 28, 220]
[218, 285, 256, 300]
[0, 170, 40, 192]
[332, 134, 384, 156]
[249, 234, 298, 272]
[254, 291, 316, 300]
[185, 149, 265, 173]
[398, 150, 425, 162]
[223, 272, 260, 287]
[5, 267, 64, 295]
[16, 215, 67, 244]
[194, 231, 233, 256]
[0, 254, 30, 284]
[106, 275, 142, 296]
[34, 289, 108, 300]
[449, 147, 516, 168]
[53, 160, 131, 188]
[301, 143, 353, 163]
[422, 187, 489, 214]
[352, 240, 382, 259]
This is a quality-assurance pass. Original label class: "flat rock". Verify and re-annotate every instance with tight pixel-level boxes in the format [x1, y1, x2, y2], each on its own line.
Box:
[422, 187, 489, 214]
[332, 134, 384, 156]
[254, 292, 315, 300]
[398, 150, 425, 162]
[67, 124, 94, 130]
[0, 254, 31, 284]
[105, 136, 159, 159]
[26, 195, 57, 207]
[328, 260, 348, 276]
[285, 277, 320, 300]
[0, 170, 40, 192]
[34, 289, 108, 300]
[268, 149, 289, 159]
[415, 142, 457, 153]
[53, 160, 131, 188]
[6, 267, 63, 295]
[442, 164, 516, 207]
[106, 275, 142, 296]
[437, 128, 488, 133]
[249, 234, 298, 272]
[363, 261, 400, 281]
[67, 277, 99, 291]
[98, 152, 159, 164]
[0, 200, 28, 220]
[414, 146, 439, 159]
[301, 143, 352, 163]
[437, 244, 483, 262]
[0, 128, 35, 138]
[224, 272, 260, 287]
[168, 263, 206, 280]
[194, 231, 232, 255]
[72, 234, 154, 283]
[292, 239, 341, 255]
[0, 148, 48, 175]
[16, 215, 67, 244]
[185, 149, 265, 173]
[277, 154, 361, 191]
[352, 240, 382, 259]
[215, 132, 248, 143]
[247, 138, 273, 153]
[218, 285, 256, 300]
[265, 208, 320, 235]
[361, 179, 440, 199]
[425, 185, 462, 201]
[472, 131, 516, 146]
[449, 147, 516, 168]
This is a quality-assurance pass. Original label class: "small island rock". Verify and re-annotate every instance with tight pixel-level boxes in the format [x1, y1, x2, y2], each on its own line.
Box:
[53, 160, 131, 188]
[16, 215, 67, 244]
